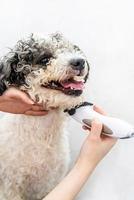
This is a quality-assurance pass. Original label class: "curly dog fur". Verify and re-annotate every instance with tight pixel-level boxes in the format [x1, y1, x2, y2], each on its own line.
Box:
[0, 33, 90, 200]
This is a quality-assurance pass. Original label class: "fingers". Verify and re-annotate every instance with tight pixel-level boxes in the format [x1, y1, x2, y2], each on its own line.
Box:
[25, 105, 48, 116]
[102, 134, 118, 144]
[90, 119, 103, 138]
[2, 87, 50, 116]
[24, 110, 48, 116]
[82, 125, 91, 131]
[83, 119, 103, 139]
[82, 105, 107, 138]
[18, 93, 34, 105]
[31, 105, 46, 111]
[93, 105, 107, 116]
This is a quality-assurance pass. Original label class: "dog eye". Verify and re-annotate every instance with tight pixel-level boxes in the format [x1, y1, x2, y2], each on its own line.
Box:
[40, 57, 50, 64]
[36, 54, 52, 65]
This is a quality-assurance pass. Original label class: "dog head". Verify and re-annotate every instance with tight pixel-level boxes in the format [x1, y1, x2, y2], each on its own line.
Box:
[0, 33, 90, 110]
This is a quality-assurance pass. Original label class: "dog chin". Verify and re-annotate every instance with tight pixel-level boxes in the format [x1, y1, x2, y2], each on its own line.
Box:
[27, 87, 84, 111]
[62, 89, 83, 96]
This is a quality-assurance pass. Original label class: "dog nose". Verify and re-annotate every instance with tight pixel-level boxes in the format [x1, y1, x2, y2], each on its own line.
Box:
[70, 58, 85, 71]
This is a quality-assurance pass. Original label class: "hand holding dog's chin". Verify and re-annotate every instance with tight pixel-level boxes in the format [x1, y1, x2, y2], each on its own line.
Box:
[0, 87, 48, 116]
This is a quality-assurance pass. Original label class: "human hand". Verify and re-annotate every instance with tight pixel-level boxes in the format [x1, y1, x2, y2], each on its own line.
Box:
[43, 106, 117, 200]
[78, 105, 117, 167]
[0, 87, 48, 116]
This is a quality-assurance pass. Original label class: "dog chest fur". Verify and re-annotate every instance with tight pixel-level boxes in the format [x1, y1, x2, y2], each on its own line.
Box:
[0, 110, 70, 200]
[0, 33, 90, 200]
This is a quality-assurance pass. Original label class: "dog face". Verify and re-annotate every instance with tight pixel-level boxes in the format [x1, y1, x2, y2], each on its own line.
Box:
[0, 33, 90, 109]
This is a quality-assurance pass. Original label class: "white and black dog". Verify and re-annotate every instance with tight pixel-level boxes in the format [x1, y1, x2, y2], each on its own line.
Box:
[0, 33, 90, 200]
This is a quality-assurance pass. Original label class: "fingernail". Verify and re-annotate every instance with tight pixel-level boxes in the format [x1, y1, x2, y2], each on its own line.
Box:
[83, 119, 92, 127]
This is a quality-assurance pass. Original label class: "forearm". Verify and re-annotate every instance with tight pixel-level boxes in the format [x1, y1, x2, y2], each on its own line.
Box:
[43, 159, 96, 200]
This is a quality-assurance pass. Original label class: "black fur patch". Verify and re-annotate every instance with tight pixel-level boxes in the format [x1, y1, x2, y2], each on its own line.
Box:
[0, 36, 52, 95]
[84, 61, 90, 83]
[0, 61, 11, 95]
[64, 102, 93, 115]
[8, 53, 26, 86]
[63, 89, 83, 97]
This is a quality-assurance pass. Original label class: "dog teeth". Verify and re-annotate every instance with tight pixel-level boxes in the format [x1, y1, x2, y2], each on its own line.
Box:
[73, 76, 84, 82]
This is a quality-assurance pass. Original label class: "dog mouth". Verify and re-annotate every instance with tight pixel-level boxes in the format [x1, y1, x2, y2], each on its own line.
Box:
[41, 77, 85, 96]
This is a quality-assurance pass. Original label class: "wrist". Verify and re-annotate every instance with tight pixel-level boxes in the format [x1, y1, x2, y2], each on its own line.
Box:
[75, 156, 97, 175]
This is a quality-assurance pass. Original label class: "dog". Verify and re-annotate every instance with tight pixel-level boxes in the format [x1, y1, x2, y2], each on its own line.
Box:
[0, 33, 90, 200]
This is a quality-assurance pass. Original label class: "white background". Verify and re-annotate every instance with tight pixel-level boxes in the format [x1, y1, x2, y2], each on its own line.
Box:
[0, 0, 134, 199]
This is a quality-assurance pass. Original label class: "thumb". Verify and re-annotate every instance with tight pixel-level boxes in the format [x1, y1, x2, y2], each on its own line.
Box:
[93, 105, 107, 116]
[90, 118, 103, 138]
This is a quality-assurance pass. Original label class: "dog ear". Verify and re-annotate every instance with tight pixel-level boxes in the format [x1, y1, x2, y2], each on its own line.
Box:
[7, 52, 27, 86]
[84, 61, 90, 83]
[0, 52, 26, 95]
[0, 60, 12, 95]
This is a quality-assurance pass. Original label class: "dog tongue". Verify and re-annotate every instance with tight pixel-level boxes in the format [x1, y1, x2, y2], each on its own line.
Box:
[61, 81, 84, 90]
